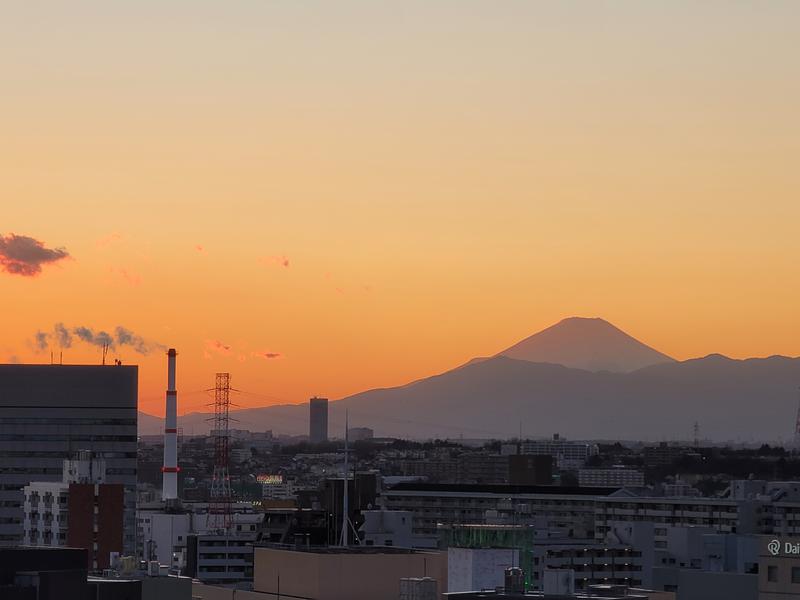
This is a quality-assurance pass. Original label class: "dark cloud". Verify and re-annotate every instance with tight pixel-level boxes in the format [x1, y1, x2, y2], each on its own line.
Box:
[252, 351, 282, 360]
[0, 234, 69, 276]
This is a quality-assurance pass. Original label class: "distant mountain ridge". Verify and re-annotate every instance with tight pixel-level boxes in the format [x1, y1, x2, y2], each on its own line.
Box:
[137, 318, 800, 442]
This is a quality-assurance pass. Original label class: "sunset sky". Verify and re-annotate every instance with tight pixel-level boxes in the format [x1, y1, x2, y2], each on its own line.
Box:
[2, 2, 799, 416]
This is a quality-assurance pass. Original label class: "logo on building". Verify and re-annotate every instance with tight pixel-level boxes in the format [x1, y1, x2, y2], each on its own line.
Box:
[768, 539, 781, 556]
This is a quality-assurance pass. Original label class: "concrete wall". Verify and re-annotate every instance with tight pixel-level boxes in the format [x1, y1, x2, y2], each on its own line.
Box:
[447, 547, 518, 593]
[676, 570, 757, 600]
[192, 583, 270, 600]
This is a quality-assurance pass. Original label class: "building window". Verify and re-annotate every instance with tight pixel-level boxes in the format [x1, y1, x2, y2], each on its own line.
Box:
[768, 565, 778, 582]
[792, 567, 800, 584]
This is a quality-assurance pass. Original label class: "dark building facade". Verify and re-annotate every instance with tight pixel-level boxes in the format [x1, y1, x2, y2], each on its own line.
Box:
[0, 365, 138, 554]
[309, 397, 329, 443]
[67, 482, 125, 569]
[509, 454, 553, 485]
[0, 547, 88, 600]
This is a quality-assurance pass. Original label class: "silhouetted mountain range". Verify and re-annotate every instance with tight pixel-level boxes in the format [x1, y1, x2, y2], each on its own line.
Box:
[138, 318, 800, 441]
[498, 317, 674, 372]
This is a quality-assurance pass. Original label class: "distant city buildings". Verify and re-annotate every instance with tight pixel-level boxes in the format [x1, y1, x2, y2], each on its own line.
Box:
[348, 427, 374, 442]
[514, 435, 600, 470]
[578, 467, 645, 488]
[309, 397, 329, 443]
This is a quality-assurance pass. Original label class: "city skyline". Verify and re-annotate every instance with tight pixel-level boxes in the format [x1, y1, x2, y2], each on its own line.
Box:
[3, 2, 800, 415]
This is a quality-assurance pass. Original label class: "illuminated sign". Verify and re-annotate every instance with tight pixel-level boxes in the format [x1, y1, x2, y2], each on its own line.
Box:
[256, 474, 283, 485]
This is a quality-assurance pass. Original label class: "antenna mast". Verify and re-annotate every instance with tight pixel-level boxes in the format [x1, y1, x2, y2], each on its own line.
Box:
[340, 409, 349, 547]
[794, 387, 800, 449]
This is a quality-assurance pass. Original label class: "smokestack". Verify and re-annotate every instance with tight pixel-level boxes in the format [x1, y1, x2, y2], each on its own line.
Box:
[161, 348, 179, 500]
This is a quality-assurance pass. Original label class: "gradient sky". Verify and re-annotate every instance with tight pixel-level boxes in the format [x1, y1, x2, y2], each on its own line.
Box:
[2, 2, 799, 416]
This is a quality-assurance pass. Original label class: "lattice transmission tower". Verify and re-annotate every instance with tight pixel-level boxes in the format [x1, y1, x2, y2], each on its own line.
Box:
[207, 372, 232, 532]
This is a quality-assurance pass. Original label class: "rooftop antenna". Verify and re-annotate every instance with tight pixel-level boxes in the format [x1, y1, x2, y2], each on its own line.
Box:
[340, 409, 349, 547]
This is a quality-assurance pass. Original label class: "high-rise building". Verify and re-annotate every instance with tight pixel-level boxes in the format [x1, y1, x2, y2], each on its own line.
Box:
[0, 364, 138, 554]
[309, 396, 329, 443]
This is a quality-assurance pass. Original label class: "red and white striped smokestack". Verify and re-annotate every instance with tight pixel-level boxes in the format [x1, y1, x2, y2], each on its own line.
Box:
[161, 348, 179, 500]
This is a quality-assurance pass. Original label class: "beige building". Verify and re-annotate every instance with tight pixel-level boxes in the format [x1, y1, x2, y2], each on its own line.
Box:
[758, 535, 800, 599]
[254, 546, 447, 600]
[192, 546, 446, 600]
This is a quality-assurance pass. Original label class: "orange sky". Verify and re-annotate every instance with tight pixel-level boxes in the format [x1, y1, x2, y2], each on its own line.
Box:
[2, 2, 799, 415]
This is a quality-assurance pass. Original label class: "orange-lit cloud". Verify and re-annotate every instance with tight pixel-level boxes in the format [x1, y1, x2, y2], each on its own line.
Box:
[109, 266, 141, 287]
[0, 234, 69, 276]
[252, 350, 282, 360]
[204, 339, 232, 359]
[96, 232, 123, 248]
[261, 255, 290, 268]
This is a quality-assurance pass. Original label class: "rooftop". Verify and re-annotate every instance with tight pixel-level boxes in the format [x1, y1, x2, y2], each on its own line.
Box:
[386, 483, 621, 496]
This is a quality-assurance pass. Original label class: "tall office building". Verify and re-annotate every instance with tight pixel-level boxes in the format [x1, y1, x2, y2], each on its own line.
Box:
[0, 365, 138, 554]
[309, 396, 329, 443]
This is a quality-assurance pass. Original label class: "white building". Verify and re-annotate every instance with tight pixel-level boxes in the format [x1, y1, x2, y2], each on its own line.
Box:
[23, 451, 108, 547]
[520, 436, 599, 470]
[186, 533, 254, 585]
[447, 547, 519, 593]
[360, 510, 414, 548]
[137, 502, 262, 569]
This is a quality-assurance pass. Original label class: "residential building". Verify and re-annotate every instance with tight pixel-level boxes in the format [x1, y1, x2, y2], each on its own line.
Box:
[520, 436, 599, 470]
[23, 450, 124, 570]
[185, 533, 254, 585]
[579, 468, 645, 488]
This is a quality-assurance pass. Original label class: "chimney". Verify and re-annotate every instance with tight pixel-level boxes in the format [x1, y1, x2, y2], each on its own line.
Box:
[161, 349, 179, 500]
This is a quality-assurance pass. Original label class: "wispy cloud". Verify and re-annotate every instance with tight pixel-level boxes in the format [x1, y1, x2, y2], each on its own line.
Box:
[204, 339, 233, 359]
[260, 255, 290, 268]
[96, 232, 123, 248]
[109, 266, 142, 287]
[252, 350, 283, 360]
[0, 233, 69, 277]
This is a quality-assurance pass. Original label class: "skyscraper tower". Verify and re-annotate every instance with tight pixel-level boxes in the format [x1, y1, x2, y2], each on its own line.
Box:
[161, 349, 179, 500]
[309, 397, 329, 444]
